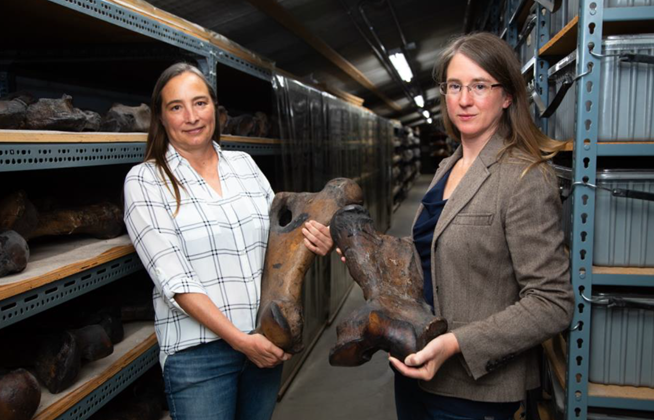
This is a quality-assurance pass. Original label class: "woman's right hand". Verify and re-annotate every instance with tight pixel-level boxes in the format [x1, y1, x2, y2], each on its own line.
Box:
[234, 333, 292, 368]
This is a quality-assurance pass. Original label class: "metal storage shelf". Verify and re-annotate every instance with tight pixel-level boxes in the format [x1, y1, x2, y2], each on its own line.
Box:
[0, 235, 139, 330]
[32, 322, 158, 420]
[560, 2, 654, 419]
[539, 6, 654, 60]
[0, 131, 282, 171]
[543, 338, 654, 412]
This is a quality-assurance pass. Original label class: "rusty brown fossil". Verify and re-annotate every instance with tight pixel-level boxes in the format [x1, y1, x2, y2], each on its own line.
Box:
[328, 205, 447, 366]
[256, 178, 363, 353]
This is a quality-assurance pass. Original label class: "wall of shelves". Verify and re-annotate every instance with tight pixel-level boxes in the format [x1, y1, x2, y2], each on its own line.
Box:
[1, 0, 395, 417]
[478, 1, 654, 419]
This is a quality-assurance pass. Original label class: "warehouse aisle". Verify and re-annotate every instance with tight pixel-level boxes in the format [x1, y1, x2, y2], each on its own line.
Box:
[272, 174, 433, 420]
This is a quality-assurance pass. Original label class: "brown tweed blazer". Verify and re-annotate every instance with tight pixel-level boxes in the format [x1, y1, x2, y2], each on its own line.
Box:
[412, 133, 574, 402]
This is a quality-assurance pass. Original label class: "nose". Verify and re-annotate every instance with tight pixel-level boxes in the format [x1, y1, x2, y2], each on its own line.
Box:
[184, 107, 199, 124]
[458, 87, 474, 107]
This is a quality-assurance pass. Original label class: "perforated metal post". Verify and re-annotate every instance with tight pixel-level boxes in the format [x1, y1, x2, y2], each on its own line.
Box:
[566, 1, 602, 419]
[534, 4, 550, 132]
[504, 0, 519, 47]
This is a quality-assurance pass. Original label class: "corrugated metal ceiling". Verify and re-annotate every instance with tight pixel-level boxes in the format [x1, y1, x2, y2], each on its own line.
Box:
[146, 0, 468, 122]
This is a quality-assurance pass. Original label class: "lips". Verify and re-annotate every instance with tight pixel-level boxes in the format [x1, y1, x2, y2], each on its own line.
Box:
[458, 114, 476, 121]
[183, 126, 205, 135]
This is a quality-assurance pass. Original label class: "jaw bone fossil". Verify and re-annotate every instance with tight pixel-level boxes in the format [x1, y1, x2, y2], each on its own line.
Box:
[328, 205, 448, 366]
[256, 178, 363, 354]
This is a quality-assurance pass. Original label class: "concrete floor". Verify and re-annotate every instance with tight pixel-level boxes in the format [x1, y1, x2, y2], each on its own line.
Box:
[272, 175, 432, 420]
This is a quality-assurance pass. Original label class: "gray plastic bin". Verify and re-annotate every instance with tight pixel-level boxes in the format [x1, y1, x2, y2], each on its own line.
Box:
[590, 291, 654, 387]
[554, 165, 654, 267]
[547, 34, 654, 142]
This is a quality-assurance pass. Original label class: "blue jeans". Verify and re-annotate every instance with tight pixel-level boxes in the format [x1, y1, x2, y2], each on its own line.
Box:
[394, 371, 517, 420]
[163, 339, 283, 420]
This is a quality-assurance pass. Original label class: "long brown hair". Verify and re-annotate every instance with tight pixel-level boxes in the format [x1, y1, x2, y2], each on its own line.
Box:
[145, 62, 220, 213]
[433, 32, 566, 172]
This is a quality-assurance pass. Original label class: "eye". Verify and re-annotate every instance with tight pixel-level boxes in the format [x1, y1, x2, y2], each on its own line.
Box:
[473, 83, 489, 92]
[196, 100, 208, 107]
[170, 105, 182, 112]
[448, 82, 462, 92]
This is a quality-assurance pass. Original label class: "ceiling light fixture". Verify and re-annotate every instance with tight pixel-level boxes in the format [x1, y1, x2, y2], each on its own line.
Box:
[389, 52, 413, 82]
[413, 95, 424, 108]
[427, 118, 433, 124]
[422, 110, 430, 118]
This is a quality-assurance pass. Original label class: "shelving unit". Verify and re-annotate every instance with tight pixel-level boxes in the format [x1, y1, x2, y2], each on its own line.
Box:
[564, 2, 654, 418]
[484, 1, 654, 419]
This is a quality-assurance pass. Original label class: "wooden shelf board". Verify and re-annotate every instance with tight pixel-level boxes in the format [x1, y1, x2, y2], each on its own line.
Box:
[33, 322, 157, 420]
[539, 16, 579, 59]
[593, 266, 654, 276]
[543, 337, 654, 402]
[0, 235, 135, 301]
[0, 130, 281, 145]
[557, 141, 654, 152]
[0, 130, 147, 144]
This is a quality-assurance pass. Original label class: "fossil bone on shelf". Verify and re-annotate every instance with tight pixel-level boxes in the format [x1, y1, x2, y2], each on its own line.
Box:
[256, 178, 363, 353]
[328, 205, 448, 366]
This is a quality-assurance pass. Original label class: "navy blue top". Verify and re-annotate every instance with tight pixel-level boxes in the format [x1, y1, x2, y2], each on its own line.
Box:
[412, 169, 451, 310]
[411, 169, 520, 418]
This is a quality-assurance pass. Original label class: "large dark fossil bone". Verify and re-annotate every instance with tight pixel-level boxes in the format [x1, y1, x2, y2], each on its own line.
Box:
[0, 190, 124, 241]
[328, 205, 448, 366]
[100, 103, 151, 132]
[0, 368, 41, 420]
[34, 330, 81, 394]
[25, 95, 100, 132]
[0, 230, 29, 277]
[256, 178, 363, 353]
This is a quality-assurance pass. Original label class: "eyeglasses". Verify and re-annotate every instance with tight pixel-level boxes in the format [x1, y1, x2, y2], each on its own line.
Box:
[439, 82, 503, 98]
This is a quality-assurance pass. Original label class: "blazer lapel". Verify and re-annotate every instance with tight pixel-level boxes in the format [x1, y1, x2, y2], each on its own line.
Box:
[432, 134, 505, 243]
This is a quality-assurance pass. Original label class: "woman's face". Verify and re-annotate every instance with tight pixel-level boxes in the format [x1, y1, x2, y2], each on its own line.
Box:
[160, 72, 216, 152]
[444, 53, 512, 143]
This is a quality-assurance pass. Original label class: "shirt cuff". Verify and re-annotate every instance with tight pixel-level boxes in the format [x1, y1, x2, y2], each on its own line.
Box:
[154, 267, 208, 314]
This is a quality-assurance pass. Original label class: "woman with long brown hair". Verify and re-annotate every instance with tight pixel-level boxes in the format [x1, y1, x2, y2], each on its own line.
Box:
[124, 63, 332, 420]
[389, 33, 574, 420]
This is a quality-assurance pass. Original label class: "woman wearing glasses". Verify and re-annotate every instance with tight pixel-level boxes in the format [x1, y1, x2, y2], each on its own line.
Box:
[389, 33, 574, 420]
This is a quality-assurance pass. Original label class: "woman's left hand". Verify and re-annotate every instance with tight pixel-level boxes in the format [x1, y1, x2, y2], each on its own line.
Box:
[302, 220, 333, 256]
[389, 332, 460, 381]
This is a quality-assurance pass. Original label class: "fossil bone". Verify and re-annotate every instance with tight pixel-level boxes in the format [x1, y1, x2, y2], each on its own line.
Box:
[0, 369, 41, 420]
[328, 205, 447, 366]
[256, 178, 363, 353]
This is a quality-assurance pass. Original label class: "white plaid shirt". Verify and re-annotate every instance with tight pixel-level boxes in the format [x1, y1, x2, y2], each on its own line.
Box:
[123, 142, 273, 367]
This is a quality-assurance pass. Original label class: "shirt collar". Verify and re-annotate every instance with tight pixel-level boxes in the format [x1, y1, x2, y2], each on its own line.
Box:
[165, 141, 223, 172]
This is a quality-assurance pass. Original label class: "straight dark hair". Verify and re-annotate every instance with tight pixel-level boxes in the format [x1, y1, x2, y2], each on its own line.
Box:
[145, 62, 220, 214]
[433, 32, 567, 173]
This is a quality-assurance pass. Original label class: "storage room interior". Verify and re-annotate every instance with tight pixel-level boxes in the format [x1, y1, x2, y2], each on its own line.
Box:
[1, 1, 653, 420]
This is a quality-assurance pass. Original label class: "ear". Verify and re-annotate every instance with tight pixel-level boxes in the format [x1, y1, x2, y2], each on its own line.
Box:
[502, 93, 513, 109]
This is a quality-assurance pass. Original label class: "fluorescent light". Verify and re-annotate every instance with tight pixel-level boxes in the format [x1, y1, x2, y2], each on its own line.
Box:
[422, 110, 430, 118]
[414, 95, 424, 108]
[427, 118, 433, 124]
[389, 52, 413, 82]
